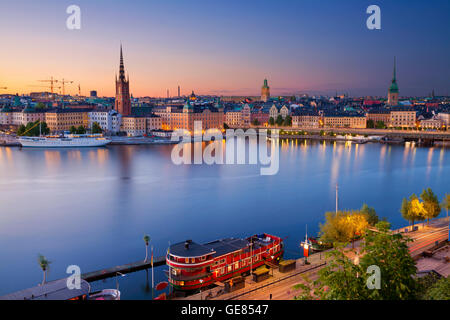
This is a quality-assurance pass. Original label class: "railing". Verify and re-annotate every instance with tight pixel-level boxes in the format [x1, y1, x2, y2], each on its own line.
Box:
[224, 262, 327, 300]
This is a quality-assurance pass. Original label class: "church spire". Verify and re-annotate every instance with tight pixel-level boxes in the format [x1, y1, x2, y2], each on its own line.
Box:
[392, 56, 397, 82]
[119, 44, 125, 81]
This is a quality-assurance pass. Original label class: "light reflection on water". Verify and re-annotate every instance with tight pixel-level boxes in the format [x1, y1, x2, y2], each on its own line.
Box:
[0, 140, 448, 299]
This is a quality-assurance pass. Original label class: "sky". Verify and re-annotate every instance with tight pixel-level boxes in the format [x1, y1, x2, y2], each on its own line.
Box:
[0, 0, 449, 98]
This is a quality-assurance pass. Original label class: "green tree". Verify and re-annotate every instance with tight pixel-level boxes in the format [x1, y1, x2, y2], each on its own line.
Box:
[17, 124, 26, 136]
[17, 121, 50, 136]
[424, 277, 450, 300]
[251, 119, 260, 126]
[76, 125, 86, 134]
[360, 204, 379, 226]
[35, 102, 47, 109]
[420, 188, 441, 225]
[275, 115, 284, 126]
[298, 223, 418, 300]
[37, 254, 51, 285]
[375, 121, 386, 129]
[91, 122, 103, 134]
[283, 115, 292, 127]
[69, 126, 77, 134]
[269, 117, 275, 126]
[223, 123, 230, 130]
[440, 193, 450, 219]
[366, 119, 375, 128]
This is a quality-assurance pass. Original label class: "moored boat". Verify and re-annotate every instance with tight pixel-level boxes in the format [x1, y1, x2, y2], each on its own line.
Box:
[18, 134, 111, 148]
[88, 289, 121, 300]
[166, 233, 283, 291]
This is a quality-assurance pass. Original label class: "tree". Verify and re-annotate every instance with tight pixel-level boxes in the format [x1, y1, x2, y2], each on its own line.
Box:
[420, 188, 441, 224]
[143, 235, 150, 262]
[297, 223, 419, 300]
[375, 121, 386, 129]
[441, 193, 450, 219]
[91, 122, 103, 134]
[35, 102, 47, 109]
[37, 254, 51, 285]
[17, 121, 49, 136]
[276, 115, 284, 126]
[70, 126, 77, 134]
[283, 115, 292, 127]
[251, 119, 260, 126]
[360, 224, 418, 300]
[76, 125, 86, 134]
[360, 204, 379, 226]
[269, 117, 275, 126]
[400, 194, 426, 230]
[366, 119, 375, 128]
[424, 277, 450, 300]
[319, 210, 369, 247]
[223, 123, 230, 130]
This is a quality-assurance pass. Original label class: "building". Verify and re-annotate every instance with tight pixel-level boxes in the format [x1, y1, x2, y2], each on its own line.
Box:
[115, 45, 131, 116]
[153, 101, 223, 132]
[261, 79, 270, 102]
[292, 111, 320, 128]
[387, 57, 399, 106]
[88, 110, 122, 133]
[241, 104, 251, 127]
[366, 109, 391, 126]
[250, 109, 269, 126]
[90, 91, 97, 98]
[45, 108, 92, 132]
[420, 117, 444, 129]
[323, 114, 367, 129]
[437, 113, 450, 126]
[225, 110, 242, 127]
[390, 109, 416, 128]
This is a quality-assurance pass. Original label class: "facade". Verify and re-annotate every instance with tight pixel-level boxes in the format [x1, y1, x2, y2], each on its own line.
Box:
[250, 110, 269, 126]
[153, 102, 223, 132]
[437, 113, 450, 126]
[225, 110, 242, 127]
[366, 110, 391, 126]
[115, 45, 131, 116]
[292, 112, 320, 128]
[390, 110, 416, 128]
[121, 115, 162, 136]
[241, 104, 251, 127]
[88, 110, 122, 133]
[323, 115, 367, 128]
[261, 79, 270, 102]
[269, 104, 278, 120]
[420, 118, 444, 129]
[387, 58, 399, 106]
[45, 109, 91, 132]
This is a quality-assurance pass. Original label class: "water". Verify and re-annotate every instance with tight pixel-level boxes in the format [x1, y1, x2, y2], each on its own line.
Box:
[0, 140, 448, 299]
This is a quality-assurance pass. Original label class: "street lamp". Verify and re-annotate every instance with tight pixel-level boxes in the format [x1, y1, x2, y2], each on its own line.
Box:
[271, 256, 274, 276]
[115, 272, 126, 291]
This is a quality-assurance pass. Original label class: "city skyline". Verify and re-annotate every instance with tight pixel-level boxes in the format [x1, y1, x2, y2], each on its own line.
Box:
[0, 0, 449, 97]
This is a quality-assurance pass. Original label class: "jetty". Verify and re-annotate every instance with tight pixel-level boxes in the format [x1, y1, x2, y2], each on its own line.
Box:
[82, 256, 166, 282]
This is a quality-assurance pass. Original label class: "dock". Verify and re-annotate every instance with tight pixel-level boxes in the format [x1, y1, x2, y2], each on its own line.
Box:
[82, 256, 166, 282]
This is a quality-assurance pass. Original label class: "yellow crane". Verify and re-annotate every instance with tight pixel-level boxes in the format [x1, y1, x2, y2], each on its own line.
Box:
[37, 77, 58, 94]
[59, 79, 74, 96]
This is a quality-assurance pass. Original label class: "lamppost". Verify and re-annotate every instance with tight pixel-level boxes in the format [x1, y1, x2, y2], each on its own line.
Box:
[115, 272, 126, 291]
[271, 256, 274, 276]
[199, 279, 204, 300]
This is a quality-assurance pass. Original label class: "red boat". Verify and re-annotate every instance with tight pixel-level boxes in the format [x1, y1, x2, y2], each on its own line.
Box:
[166, 233, 283, 291]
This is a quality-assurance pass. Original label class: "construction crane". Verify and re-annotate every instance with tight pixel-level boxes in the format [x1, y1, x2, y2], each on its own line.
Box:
[37, 77, 58, 94]
[0, 87, 7, 90]
[59, 78, 73, 96]
[28, 85, 62, 98]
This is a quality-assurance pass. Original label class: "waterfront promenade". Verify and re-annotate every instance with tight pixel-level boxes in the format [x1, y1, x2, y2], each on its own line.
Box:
[178, 217, 449, 301]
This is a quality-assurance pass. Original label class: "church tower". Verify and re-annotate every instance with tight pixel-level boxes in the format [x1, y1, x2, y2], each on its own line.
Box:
[261, 79, 270, 102]
[115, 45, 131, 116]
[387, 57, 399, 106]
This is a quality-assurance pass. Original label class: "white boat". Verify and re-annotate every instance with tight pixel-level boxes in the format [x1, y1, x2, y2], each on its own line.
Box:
[18, 134, 111, 148]
[88, 289, 121, 301]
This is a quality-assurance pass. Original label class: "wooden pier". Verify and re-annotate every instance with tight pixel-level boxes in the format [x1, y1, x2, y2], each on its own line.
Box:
[81, 256, 166, 282]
